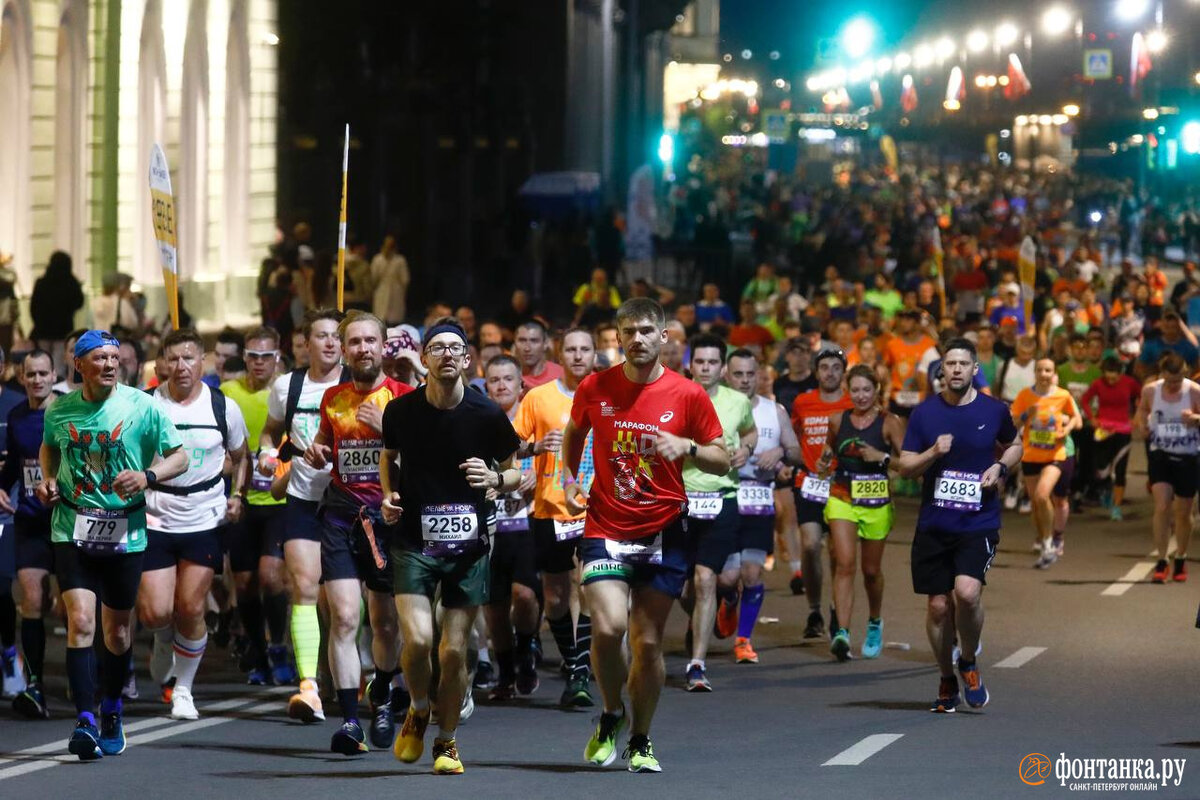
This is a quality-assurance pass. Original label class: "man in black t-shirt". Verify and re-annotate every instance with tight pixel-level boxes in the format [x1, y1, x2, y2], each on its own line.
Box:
[381, 319, 520, 776]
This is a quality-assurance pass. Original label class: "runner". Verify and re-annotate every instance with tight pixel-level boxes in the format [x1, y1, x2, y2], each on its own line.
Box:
[382, 318, 521, 775]
[1081, 357, 1141, 521]
[790, 350, 853, 639]
[884, 310, 936, 496]
[481, 353, 541, 701]
[898, 336, 1021, 713]
[37, 330, 189, 759]
[512, 328, 597, 706]
[1133, 353, 1200, 583]
[302, 310, 410, 754]
[817, 365, 903, 661]
[1010, 359, 1080, 568]
[221, 327, 292, 686]
[772, 337, 816, 594]
[563, 298, 726, 773]
[0, 345, 26, 701]
[140, 329, 249, 720]
[680, 333, 755, 691]
[723, 349, 800, 664]
[1, 349, 56, 717]
[259, 309, 346, 722]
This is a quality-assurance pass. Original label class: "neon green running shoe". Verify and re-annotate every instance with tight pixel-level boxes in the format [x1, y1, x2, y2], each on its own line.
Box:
[624, 737, 662, 773]
[584, 709, 626, 766]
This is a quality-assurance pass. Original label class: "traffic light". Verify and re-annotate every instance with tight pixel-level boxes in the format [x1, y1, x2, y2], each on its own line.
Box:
[1181, 121, 1200, 156]
[658, 132, 675, 166]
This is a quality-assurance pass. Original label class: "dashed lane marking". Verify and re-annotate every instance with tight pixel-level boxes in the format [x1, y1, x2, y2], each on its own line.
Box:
[822, 734, 905, 766]
[993, 646, 1046, 669]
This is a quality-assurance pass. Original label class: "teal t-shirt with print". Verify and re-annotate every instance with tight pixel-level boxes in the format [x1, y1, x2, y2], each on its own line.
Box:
[44, 384, 182, 552]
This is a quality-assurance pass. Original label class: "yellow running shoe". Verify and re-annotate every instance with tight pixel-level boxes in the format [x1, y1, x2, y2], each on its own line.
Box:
[394, 707, 430, 763]
[432, 737, 464, 774]
[287, 679, 324, 723]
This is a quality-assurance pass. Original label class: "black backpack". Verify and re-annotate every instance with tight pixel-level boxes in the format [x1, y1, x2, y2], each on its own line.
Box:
[279, 366, 350, 460]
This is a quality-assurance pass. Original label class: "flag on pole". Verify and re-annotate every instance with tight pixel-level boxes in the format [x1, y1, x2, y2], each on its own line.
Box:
[900, 74, 918, 113]
[945, 66, 965, 106]
[336, 123, 349, 312]
[931, 225, 946, 318]
[1004, 54, 1031, 101]
[1018, 235, 1037, 333]
[870, 80, 883, 110]
[148, 144, 180, 330]
[1130, 32, 1152, 98]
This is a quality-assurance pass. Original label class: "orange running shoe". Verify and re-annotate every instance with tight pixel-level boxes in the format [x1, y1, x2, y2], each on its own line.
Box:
[287, 678, 325, 723]
[714, 591, 739, 640]
[733, 637, 759, 664]
[1174, 558, 1188, 582]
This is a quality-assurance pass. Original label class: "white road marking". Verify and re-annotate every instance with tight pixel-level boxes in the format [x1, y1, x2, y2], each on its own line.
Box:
[823, 734, 904, 766]
[0, 690, 287, 781]
[993, 646, 1046, 669]
[1102, 562, 1155, 596]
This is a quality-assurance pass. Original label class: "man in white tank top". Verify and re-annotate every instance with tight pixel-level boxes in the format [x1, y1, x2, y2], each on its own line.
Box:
[1133, 352, 1200, 583]
[721, 349, 801, 664]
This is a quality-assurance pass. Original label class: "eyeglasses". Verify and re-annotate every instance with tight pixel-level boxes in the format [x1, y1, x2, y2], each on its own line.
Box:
[245, 350, 278, 360]
[425, 343, 467, 357]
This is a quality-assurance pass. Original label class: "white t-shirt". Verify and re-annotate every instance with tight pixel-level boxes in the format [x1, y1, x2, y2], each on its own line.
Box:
[267, 369, 342, 501]
[147, 384, 248, 533]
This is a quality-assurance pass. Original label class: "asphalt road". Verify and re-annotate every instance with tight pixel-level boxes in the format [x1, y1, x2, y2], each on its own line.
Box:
[2, 460, 1198, 799]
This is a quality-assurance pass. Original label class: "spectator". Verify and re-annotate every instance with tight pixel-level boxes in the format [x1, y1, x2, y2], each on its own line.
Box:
[455, 305, 478, 345]
[499, 289, 534, 333]
[571, 267, 621, 328]
[695, 283, 734, 331]
[91, 271, 140, 333]
[342, 238, 374, 311]
[629, 277, 675, 307]
[370, 234, 411, 324]
[30, 249, 84, 375]
[742, 262, 777, 319]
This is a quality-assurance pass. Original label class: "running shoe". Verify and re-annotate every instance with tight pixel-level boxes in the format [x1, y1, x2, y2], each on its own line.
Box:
[149, 636, 174, 684]
[432, 736, 464, 774]
[950, 638, 982, 664]
[287, 678, 325, 723]
[394, 707, 429, 763]
[99, 710, 126, 755]
[763, 554, 775, 572]
[121, 672, 139, 701]
[930, 676, 960, 713]
[733, 637, 759, 664]
[268, 645, 297, 686]
[561, 673, 594, 707]
[1003, 489, 1018, 510]
[1153, 559, 1170, 584]
[160, 676, 176, 704]
[460, 688, 475, 723]
[862, 619, 883, 659]
[1052, 535, 1064, 557]
[473, 660, 495, 690]
[789, 571, 805, 595]
[685, 663, 712, 692]
[1034, 550, 1057, 569]
[714, 591, 739, 640]
[624, 737, 662, 773]
[1018, 498, 1031, 514]
[366, 681, 395, 748]
[830, 628, 851, 662]
[1, 647, 25, 699]
[1110, 506, 1123, 521]
[1174, 558, 1189, 583]
[803, 610, 825, 640]
[489, 681, 515, 702]
[13, 683, 50, 719]
[829, 607, 840, 638]
[246, 667, 270, 686]
[584, 708, 626, 766]
[68, 719, 103, 761]
[530, 636, 544, 667]
[515, 648, 540, 695]
[170, 686, 199, 720]
[330, 720, 368, 755]
[958, 659, 989, 709]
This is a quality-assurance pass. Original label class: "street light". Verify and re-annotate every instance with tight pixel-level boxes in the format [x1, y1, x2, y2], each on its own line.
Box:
[842, 16, 876, 60]
[914, 43, 935, 68]
[996, 22, 1020, 47]
[1143, 107, 1159, 120]
[1115, 0, 1150, 20]
[894, 52, 912, 69]
[1146, 30, 1167, 53]
[1063, 103, 1081, 116]
[1042, 6, 1073, 36]
[967, 30, 989, 53]
[935, 37, 956, 60]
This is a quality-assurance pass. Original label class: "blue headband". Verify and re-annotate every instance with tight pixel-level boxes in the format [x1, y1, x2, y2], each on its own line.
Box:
[74, 330, 120, 358]
[422, 323, 468, 348]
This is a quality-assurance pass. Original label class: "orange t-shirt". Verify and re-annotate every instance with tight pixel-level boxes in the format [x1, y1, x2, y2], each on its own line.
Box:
[791, 389, 854, 484]
[884, 335, 935, 401]
[1010, 386, 1075, 463]
[511, 380, 594, 521]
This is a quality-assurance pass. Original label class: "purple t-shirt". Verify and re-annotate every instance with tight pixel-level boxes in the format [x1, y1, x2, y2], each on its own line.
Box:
[902, 391, 1018, 533]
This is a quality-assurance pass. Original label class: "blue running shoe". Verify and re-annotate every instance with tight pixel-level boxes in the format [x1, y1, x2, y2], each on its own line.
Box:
[684, 663, 711, 692]
[958, 660, 989, 709]
[930, 676, 960, 713]
[68, 719, 102, 761]
[99, 711, 126, 755]
[862, 619, 883, 659]
[247, 667, 270, 686]
[268, 645, 297, 686]
[330, 720, 369, 755]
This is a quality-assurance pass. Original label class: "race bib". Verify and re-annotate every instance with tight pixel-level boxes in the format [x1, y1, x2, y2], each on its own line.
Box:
[1157, 422, 1189, 442]
[495, 495, 530, 533]
[337, 439, 382, 482]
[420, 503, 479, 557]
[850, 473, 890, 507]
[604, 533, 663, 565]
[553, 518, 585, 542]
[737, 480, 774, 516]
[22, 458, 41, 497]
[932, 470, 983, 511]
[895, 390, 921, 407]
[687, 492, 723, 520]
[72, 507, 131, 553]
[799, 474, 830, 503]
[1029, 428, 1057, 449]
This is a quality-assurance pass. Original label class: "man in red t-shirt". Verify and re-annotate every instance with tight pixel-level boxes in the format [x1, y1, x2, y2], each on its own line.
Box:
[563, 298, 726, 773]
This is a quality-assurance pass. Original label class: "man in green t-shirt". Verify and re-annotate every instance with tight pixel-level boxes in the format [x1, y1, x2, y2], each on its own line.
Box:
[221, 326, 293, 686]
[1057, 334, 1102, 505]
[680, 334, 756, 693]
[38, 330, 186, 761]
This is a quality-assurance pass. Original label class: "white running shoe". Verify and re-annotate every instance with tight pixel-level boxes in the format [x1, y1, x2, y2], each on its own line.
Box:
[170, 686, 199, 720]
[1, 649, 26, 699]
[150, 635, 175, 685]
[460, 689, 475, 723]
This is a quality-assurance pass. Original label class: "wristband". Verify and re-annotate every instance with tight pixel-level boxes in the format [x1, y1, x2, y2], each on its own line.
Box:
[994, 461, 1008, 478]
[688, 441, 698, 458]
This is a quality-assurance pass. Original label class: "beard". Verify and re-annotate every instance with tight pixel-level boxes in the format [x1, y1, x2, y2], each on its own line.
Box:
[351, 361, 381, 384]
